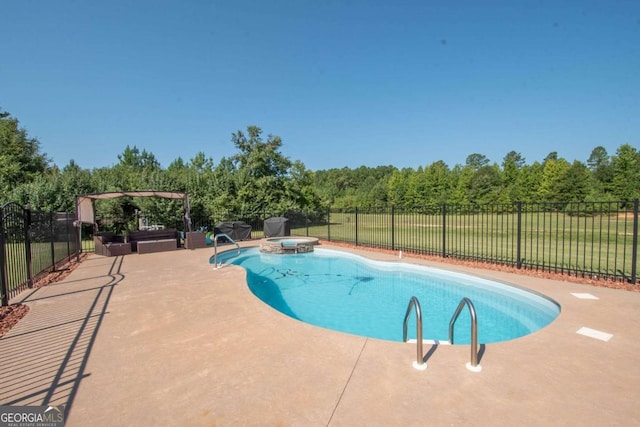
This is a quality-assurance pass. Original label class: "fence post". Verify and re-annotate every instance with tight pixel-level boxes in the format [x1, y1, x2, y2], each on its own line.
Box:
[516, 201, 522, 269]
[66, 212, 72, 258]
[327, 207, 331, 242]
[0, 206, 8, 306]
[355, 207, 359, 246]
[305, 211, 309, 237]
[391, 205, 395, 251]
[631, 198, 638, 284]
[75, 218, 81, 263]
[24, 206, 33, 288]
[49, 212, 57, 272]
[441, 203, 447, 258]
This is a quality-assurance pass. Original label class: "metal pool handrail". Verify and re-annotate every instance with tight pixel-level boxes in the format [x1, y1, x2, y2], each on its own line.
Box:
[448, 297, 481, 372]
[213, 233, 241, 268]
[403, 296, 426, 370]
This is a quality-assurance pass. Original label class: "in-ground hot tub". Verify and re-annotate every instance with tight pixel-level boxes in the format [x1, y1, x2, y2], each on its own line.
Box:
[260, 237, 319, 254]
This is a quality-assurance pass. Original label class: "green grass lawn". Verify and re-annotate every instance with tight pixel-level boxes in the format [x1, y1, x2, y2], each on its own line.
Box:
[2, 241, 78, 295]
[300, 211, 638, 280]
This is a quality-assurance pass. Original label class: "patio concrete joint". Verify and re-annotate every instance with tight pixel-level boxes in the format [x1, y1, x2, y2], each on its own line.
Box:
[326, 338, 368, 426]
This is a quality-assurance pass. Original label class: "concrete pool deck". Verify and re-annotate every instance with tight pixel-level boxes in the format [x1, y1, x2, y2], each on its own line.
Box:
[1, 242, 639, 426]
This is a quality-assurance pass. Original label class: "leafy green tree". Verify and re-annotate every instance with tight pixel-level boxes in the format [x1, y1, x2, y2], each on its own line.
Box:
[230, 126, 291, 215]
[0, 109, 50, 197]
[587, 146, 610, 171]
[501, 151, 526, 203]
[112, 145, 161, 190]
[91, 166, 120, 193]
[422, 160, 451, 209]
[465, 153, 490, 171]
[1, 129, 92, 213]
[556, 160, 592, 202]
[587, 146, 613, 197]
[164, 157, 188, 192]
[284, 160, 323, 211]
[180, 152, 217, 219]
[387, 168, 412, 208]
[449, 164, 473, 205]
[537, 157, 571, 202]
[543, 152, 558, 164]
[363, 178, 390, 208]
[50, 160, 95, 211]
[611, 144, 640, 201]
[312, 168, 343, 205]
[224, 126, 321, 217]
[516, 162, 543, 202]
[10, 176, 60, 211]
[469, 165, 501, 204]
[117, 145, 160, 170]
[404, 166, 428, 207]
[8, 160, 92, 212]
[213, 156, 239, 203]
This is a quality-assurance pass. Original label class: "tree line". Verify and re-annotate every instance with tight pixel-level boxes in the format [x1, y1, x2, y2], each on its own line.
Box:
[314, 146, 640, 209]
[1, 111, 323, 224]
[1, 108, 639, 227]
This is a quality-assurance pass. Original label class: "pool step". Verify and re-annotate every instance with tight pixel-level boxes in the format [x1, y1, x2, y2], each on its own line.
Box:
[406, 339, 452, 345]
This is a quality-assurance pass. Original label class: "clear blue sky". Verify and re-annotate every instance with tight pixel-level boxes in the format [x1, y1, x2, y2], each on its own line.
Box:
[2, 0, 639, 171]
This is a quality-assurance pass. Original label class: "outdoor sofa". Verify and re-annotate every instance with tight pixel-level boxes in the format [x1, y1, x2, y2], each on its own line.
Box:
[127, 229, 180, 254]
[94, 232, 131, 257]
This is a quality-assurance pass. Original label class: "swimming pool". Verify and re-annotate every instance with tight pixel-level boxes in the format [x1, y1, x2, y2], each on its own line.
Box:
[219, 247, 560, 344]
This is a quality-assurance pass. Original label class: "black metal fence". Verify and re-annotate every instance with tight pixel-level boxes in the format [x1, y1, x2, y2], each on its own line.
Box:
[197, 200, 638, 284]
[1, 203, 78, 305]
[4, 199, 637, 306]
[190, 210, 317, 240]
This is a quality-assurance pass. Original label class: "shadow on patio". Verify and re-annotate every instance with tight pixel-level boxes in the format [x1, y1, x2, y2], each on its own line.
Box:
[0, 256, 125, 418]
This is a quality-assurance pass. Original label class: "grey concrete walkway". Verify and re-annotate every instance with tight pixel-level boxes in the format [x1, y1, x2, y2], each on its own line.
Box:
[1, 243, 639, 426]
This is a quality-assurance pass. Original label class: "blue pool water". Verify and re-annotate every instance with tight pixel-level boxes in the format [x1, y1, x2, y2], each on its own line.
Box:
[218, 247, 560, 344]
